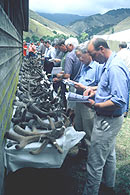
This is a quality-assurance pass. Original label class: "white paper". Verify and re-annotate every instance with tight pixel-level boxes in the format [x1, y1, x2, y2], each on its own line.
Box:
[51, 67, 62, 75]
[66, 92, 90, 103]
[62, 79, 75, 87]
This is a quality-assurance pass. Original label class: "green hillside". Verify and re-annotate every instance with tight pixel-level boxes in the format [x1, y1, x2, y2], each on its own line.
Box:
[23, 18, 55, 39]
[23, 10, 77, 39]
[103, 16, 130, 35]
[24, 9, 130, 40]
[69, 8, 130, 37]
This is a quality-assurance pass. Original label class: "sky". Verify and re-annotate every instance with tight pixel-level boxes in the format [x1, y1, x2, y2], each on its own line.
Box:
[29, 0, 130, 16]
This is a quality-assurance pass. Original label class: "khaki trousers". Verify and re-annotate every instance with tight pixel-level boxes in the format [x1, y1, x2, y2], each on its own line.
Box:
[74, 102, 95, 145]
[83, 114, 124, 195]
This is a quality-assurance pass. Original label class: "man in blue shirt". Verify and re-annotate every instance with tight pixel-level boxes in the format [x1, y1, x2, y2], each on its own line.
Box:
[83, 38, 130, 195]
[73, 42, 103, 149]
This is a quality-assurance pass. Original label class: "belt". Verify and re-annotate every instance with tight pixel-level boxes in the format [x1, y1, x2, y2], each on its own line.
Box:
[96, 113, 122, 118]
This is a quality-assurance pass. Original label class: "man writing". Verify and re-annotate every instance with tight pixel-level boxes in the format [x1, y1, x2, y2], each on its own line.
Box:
[73, 42, 103, 151]
[82, 38, 130, 195]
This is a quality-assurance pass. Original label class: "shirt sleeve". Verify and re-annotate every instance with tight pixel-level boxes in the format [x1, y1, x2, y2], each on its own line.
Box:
[50, 48, 56, 59]
[109, 65, 128, 107]
[64, 54, 73, 75]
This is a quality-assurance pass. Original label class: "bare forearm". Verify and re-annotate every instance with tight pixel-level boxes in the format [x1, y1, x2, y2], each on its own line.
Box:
[95, 100, 119, 110]
[84, 86, 98, 91]
[63, 73, 70, 79]
[91, 86, 98, 90]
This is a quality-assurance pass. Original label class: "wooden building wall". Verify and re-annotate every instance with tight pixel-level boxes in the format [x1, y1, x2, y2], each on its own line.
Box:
[0, 1, 29, 194]
[0, 5, 22, 143]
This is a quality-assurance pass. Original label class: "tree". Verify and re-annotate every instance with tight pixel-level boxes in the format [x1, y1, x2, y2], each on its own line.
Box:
[112, 27, 114, 34]
[31, 35, 39, 43]
[52, 30, 57, 34]
[25, 36, 31, 43]
[78, 32, 88, 43]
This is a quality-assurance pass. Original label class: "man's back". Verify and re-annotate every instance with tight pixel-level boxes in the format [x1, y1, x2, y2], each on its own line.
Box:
[38, 42, 45, 55]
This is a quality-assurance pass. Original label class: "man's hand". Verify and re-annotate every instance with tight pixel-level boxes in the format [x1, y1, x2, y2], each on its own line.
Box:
[53, 77, 61, 83]
[57, 73, 64, 78]
[83, 87, 95, 97]
[84, 99, 95, 108]
[74, 82, 86, 90]
[54, 59, 61, 63]
[41, 57, 45, 61]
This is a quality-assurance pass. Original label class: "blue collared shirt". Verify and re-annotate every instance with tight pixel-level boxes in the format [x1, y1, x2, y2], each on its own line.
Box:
[76, 61, 103, 95]
[95, 52, 130, 116]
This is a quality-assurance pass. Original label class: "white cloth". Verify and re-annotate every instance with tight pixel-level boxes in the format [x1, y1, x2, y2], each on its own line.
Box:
[4, 126, 85, 172]
[117, 48, 130, 71]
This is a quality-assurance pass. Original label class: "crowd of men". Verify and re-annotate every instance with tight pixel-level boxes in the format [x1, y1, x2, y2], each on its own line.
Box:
[23, 37, 130, 195]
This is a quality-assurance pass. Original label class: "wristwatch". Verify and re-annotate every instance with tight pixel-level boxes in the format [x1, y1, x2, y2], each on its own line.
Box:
[91, 102, 96, 110]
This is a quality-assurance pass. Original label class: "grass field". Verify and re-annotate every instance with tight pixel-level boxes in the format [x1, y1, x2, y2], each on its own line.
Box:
[115, 110, 130, 195]
[63, 109, 130, 195]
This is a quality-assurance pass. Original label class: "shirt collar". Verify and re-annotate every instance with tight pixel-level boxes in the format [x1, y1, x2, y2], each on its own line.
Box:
[48, 45, 52, 50]
[83, 61, 94, 70]
[105, 52, 117, 69]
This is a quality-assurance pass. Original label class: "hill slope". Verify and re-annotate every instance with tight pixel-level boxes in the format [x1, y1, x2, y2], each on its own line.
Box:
[23, 18, 55, 39]
[37, 12, 85, 26]
[101, 16, 130, 35]
[69, 8, 130, 36]
[23, 10, 77, 38]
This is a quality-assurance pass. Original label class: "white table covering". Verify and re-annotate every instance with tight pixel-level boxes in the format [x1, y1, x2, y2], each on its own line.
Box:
[4, 126, 85, 172]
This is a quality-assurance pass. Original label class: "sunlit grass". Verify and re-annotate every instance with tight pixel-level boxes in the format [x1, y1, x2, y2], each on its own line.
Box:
[115, 108, 130, 194]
